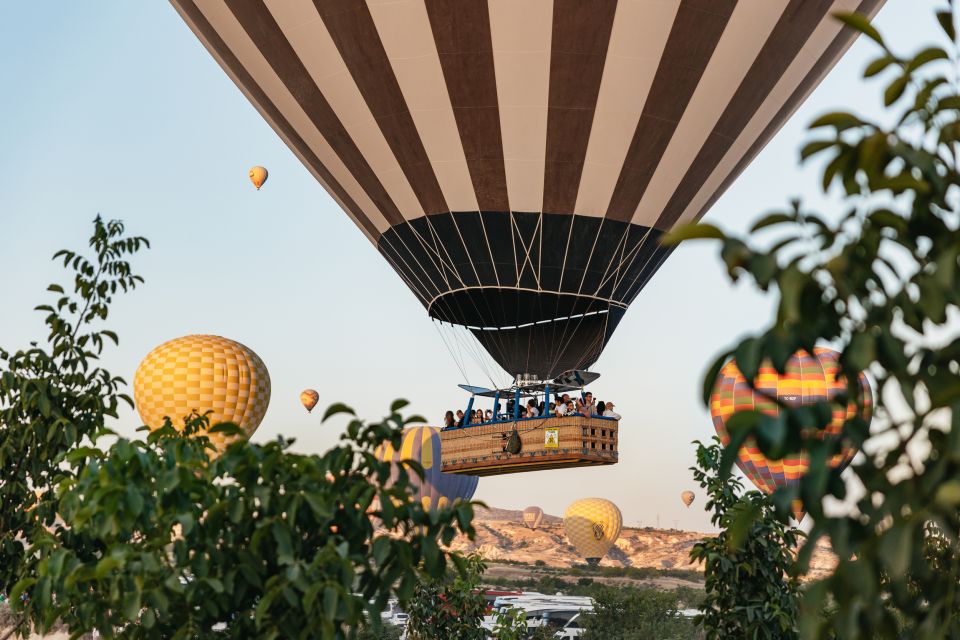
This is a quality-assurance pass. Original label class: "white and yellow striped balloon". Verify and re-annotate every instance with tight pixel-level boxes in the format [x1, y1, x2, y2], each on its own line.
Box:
[564, 498, 622, 566]
[374, 426, 477, 512]
[133, 335, 271, 452]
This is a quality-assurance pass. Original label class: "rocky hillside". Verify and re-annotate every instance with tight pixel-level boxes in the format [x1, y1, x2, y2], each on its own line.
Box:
[454, 506, 836, 580]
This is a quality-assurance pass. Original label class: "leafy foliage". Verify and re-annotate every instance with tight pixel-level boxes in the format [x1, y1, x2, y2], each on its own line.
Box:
[404, 553, 493, 640]
[669, 4, 960, 638]
[579, 585, 694, 640]
[0, 217, 147, 637]
[0, 220, 477, 639]
[689, 439, 800, 639]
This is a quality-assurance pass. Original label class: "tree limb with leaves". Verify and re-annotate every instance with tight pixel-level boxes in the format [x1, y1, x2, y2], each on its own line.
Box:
[668, 4, 960, 637]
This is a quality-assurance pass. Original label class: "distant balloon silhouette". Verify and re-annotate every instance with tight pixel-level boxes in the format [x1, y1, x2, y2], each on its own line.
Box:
[681, 491, 695, 508]
[710, 347, 872, 520]
[522, 506, 544, 531]
[300, 389, 319, 413]
[564, 498, 622, 566]
[248, 166, 268, 190]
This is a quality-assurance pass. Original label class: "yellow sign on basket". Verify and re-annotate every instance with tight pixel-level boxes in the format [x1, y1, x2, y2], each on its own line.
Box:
[544, 428, 559, 449]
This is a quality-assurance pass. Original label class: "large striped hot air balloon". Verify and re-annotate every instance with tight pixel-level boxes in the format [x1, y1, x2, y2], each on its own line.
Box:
[374, 426, 478, 511]
[133, 335, 271, 451]
[710, 347, 872, 519]
[563, 498, 622, 566]
[171, 1, 884, 379]
[522, 506, 544, 531]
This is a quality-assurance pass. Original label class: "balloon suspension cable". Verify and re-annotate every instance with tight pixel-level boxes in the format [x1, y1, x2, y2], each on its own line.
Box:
[433, 319, 508, 391]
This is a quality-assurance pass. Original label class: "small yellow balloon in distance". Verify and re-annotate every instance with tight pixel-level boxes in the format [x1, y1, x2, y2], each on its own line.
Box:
[681, 491, 695, 508]
[300, 389, 320, 413]
[249, 166, 268, 190]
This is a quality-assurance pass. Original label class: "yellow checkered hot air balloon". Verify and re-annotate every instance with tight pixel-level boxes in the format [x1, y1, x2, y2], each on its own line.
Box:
[710, 347, 871, 520]
[133, 335, 271, 452]
[374, 426, 477, 512]
[563, 498, 622, 566]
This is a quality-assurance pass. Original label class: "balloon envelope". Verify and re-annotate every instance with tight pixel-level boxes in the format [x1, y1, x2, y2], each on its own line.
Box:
[710, 348, 872, 520]
[248, 165, 268, 190]
[522, 506, 544, 531]
[173, 2, 884, 378]
[563, 498, 622, 565]
[133, 335, 271, 451]
[681, 491, 695, 508]
[300, 389, 320, 413]
[374, 426, 478, 511]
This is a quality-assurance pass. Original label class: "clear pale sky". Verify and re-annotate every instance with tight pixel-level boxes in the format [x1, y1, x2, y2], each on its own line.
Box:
[0, 1, 934, 531]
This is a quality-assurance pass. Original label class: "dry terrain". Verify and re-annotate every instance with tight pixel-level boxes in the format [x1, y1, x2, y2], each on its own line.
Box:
[449, 506, 837, 585]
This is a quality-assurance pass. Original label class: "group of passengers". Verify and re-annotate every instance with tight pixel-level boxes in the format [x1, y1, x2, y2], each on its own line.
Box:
[442, 391, 621, 428]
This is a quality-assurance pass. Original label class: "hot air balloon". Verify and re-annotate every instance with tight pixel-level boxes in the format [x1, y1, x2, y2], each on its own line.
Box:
[248, 166, 268, 190]
[133, 335, 271, 452]
[522, 506, 544, 531]
[172, 1, 883, 382]
[374, 426, 478, 511]
[681, 491, 695, 508]
[300, 389, 320, 413]
[710, 347, 872, 520]
[564, 498, 622, 566]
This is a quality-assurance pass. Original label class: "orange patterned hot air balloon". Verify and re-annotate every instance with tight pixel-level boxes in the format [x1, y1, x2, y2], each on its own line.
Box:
[248, 166, 268, 190]
[710, 347, 871, 520]
[300, 389, 320, 413]
[681, 491, 695, 508]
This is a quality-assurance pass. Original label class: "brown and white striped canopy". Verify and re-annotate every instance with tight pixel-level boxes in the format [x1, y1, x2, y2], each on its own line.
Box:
[172, 0, 883, 378]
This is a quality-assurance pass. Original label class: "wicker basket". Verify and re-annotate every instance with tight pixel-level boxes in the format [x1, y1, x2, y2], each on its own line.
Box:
[439, 415, 619, 477]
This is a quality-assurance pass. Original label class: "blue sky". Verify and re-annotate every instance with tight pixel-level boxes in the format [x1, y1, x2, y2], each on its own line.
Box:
[0, 1, 934, 530]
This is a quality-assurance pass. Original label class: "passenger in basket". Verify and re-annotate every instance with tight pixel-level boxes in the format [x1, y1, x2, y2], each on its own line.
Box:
[556, 401, 568, 417]
[484, 409, 493, 422]
[604, 401, 621, 420]
[526, 399, 540, 418]
[566, 400, 576, 415]
[596, 400, 606, 415]
[577, 392, 597, 416]
[455, 409, 465, 427]
[443, 410, 455, 429]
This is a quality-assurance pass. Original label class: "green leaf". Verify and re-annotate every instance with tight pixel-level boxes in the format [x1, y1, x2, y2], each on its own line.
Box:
[937, 9, 956, 41]
[322, 403, 356, 422]
[834, 11, 884, 46]
[755, 413, 788, 460]
[879, 522, 914, 577]
[661, 223, 726, 245]
[750, 213, 796, 232]
[799, 140, 835, 162]
[702, 351, 733, 406]
[734, 337, 763, 383]
[727, 500, 762, 551]
[272, 522, 295, 565]
[884, 74, 909, 106]
[907, 46, 948, 71]
[390, 398, 410, 413]
[864, 54, 896, 77]
[808, 112, 865, 131]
